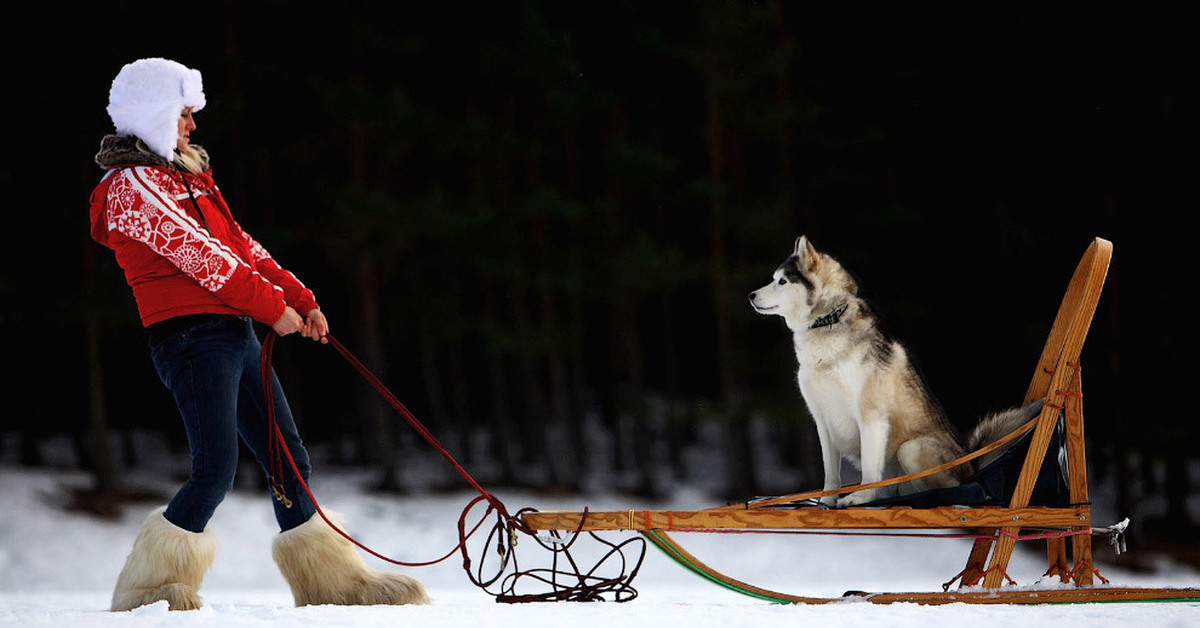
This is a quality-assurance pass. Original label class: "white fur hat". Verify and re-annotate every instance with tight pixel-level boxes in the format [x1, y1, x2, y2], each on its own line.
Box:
[106, 58, 206, 161]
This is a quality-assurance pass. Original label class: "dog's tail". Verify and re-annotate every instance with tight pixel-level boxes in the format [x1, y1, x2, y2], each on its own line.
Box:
[966, 398, 1046, 469]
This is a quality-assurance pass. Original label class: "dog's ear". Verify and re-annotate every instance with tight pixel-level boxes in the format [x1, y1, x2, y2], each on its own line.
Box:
[794, 236, 819, 272]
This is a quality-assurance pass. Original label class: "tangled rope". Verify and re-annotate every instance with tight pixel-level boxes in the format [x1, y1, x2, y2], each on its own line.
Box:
[260, 331, 645, 603]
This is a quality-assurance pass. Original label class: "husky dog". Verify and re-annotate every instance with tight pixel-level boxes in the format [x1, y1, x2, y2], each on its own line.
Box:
[749, 236, 1041, 507]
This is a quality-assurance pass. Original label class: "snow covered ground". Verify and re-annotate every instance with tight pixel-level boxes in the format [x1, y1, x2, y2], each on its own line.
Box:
[2, 465, 1198, 628]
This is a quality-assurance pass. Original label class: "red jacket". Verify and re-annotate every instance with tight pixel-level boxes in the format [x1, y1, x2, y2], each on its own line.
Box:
[89, 143, 318, 327]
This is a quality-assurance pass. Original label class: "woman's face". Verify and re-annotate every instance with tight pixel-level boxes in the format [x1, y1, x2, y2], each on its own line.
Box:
[177, 107, 197, 151]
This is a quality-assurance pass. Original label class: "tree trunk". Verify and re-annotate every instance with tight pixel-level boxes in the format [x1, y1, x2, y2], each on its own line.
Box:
[705, 74, 735, 408]
[483, 281, 520, 485]
[82, 243, 120, 496]
[356, 254, 403, 491]
[509, 284, 558, 486]
[540, 291, 581, 489]
[701, 5, 757, 499]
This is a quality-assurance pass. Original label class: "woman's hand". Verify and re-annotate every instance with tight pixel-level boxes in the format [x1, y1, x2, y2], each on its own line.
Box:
[302, 308, 329, 344]
[271, 306, 305, 336]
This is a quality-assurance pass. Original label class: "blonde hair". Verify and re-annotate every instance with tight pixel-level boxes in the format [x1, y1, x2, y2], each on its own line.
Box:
[130, 138, 206, 174]
[173, 145, 206, 174]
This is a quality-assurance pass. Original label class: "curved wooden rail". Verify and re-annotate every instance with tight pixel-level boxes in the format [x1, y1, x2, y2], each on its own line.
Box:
[643, 529, 1200, 605]
[642, 529, 828, 603]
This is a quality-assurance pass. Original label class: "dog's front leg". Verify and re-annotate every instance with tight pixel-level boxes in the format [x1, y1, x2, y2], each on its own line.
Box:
[838, 415, 889, 507]
[813, 420, 842, 507]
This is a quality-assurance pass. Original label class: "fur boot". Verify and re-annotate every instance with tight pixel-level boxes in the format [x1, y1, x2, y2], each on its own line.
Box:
[272, 511, 430, 606]
[110, 506, 215, 611]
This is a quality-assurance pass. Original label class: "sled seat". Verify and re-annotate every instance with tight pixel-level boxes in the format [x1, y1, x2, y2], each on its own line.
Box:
[856, 413, 1069, 509]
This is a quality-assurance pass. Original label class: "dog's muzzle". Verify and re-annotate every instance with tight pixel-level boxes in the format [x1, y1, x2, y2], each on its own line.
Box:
[748, 293, 776, 312]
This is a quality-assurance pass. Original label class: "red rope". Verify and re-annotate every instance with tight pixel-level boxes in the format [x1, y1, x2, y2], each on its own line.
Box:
[1069, 559, 1110, 584]
[260, 331, 520, 569]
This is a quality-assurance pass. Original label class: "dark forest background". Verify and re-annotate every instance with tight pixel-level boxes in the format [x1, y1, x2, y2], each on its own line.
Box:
[2, 5, 1196, 563]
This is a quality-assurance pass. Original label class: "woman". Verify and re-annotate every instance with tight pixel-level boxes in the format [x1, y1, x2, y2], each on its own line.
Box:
[90, 58, 428, 611]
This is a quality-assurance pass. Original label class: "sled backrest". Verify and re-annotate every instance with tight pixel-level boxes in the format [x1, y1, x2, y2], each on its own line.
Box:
[972, 237, 1112, 588]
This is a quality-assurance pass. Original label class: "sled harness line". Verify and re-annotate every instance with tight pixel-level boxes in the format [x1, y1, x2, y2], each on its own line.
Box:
[259, 331, 646, 602]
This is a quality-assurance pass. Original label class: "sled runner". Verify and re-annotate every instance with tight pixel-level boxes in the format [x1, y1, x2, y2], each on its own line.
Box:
[519, 237, 1200, 605]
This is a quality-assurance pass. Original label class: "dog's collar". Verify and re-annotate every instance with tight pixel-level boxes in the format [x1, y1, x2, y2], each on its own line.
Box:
[810, 303, 849, 329]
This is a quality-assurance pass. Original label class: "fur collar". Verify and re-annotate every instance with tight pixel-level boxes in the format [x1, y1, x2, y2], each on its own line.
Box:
[94, 134, 209, 171]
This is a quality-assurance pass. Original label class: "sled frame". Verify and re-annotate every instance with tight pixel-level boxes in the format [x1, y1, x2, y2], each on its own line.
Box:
[521, 237, 1200, 604]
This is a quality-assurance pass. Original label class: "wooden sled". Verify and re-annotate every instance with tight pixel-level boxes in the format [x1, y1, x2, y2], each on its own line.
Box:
[521, 237, 1200, 605]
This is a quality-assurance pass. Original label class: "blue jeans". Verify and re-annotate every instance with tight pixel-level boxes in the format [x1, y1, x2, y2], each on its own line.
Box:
[149, 315, 316, 533]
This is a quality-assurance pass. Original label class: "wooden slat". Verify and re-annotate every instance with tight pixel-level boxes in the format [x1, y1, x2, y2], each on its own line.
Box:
[958, 534, 996, 589]
[984, 400, 1072, 585]
[1045, 536, 1070, 581]
[1064, 374, 1093, 584]
[520, 505, 1089, 532]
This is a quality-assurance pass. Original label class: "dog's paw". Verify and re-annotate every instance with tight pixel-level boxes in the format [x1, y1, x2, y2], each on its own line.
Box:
[836, 490, 876, 508]
[819, 494, 839, 508]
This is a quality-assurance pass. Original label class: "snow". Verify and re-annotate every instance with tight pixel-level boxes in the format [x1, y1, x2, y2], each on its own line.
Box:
[2, 465, 1198, 628]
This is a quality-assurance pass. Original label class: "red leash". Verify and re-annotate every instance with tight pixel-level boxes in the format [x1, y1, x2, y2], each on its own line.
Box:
[259, 330, 647, 603]
[260, 330, 524, 569]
